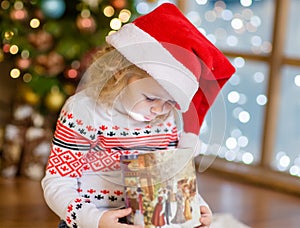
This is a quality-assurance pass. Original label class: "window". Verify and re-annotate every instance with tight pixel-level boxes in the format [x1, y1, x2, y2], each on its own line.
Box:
[200, 60, 268, 165]
[285, 0, 300, 57]
[274, 66, 300, 175]
[186, 0, 274, 54]
[134, 0, 300, 194]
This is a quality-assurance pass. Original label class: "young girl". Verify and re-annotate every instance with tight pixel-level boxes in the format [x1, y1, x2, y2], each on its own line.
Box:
[42, 3, 235, 228]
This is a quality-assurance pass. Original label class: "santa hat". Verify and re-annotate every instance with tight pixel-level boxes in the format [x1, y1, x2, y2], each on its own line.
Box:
[106, 3, 235, 137]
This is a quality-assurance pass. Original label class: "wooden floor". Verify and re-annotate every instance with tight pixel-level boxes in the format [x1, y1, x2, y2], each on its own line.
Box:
[1, 170, 300, 228]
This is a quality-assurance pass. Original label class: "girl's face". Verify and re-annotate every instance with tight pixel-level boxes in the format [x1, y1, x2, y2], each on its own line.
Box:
[117, 76, 176, 122]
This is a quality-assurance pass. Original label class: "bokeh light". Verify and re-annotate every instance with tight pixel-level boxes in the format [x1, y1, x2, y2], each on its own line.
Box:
[10, 68, 21, 78]
[30, 18, 40, 28]
[119, 9, 131, 23]
[103, 5, 115, 17]
[110, 18, 122, 30]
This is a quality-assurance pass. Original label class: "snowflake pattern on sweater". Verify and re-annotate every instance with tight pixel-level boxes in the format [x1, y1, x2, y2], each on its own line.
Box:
[65, 188, 125, 228]
[46, 108, 178, 177]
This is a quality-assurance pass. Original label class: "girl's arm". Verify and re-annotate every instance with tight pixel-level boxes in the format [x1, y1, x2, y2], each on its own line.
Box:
[41, 94, 105, 228]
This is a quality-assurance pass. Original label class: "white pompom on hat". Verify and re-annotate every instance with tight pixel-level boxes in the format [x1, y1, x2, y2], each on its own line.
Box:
[106, 3, 235, 137]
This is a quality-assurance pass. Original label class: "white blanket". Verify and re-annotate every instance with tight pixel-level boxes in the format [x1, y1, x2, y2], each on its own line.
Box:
[212, 213, 251, 228]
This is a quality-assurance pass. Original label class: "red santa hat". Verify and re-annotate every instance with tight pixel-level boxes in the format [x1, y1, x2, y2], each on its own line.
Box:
[106, 3, 235, 136]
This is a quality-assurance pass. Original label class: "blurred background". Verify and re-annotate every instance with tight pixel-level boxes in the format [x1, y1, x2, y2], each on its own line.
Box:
[0, 0, 300, 227]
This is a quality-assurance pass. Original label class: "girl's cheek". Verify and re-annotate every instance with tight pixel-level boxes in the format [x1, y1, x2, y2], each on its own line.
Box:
[132, 102, 148, 114]
[163, 102, 173, 113]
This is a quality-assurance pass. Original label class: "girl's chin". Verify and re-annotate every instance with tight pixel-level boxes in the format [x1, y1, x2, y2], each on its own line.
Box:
[129, 111, 151, 122]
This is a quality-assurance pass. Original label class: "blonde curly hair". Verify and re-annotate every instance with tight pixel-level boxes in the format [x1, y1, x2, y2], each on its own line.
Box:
[77, 45, 150, 108]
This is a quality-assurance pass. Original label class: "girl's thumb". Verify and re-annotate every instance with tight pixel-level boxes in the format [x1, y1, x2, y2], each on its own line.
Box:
[116, 207, 132, 218]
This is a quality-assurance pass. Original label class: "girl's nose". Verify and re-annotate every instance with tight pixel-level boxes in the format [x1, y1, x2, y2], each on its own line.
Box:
[151, 100, 164, 115]
[151, 100, 171, 115]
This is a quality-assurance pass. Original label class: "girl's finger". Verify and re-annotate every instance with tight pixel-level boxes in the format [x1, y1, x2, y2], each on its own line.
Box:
[113, 208, 132, 219]
[200, 216, 211, 226]
[200, 205, 211, 214]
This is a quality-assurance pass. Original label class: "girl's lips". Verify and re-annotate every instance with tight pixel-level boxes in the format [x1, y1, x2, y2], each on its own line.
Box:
[144, 116, 151, 121]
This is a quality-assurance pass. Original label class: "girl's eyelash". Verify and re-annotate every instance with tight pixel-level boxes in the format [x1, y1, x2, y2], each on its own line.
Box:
[146, 97, 155, 101]
[144, 94, 155, 101]
[143, 95, 176, 105]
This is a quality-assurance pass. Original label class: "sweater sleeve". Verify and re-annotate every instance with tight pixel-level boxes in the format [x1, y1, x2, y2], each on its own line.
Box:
[177, 131, 203, 157]
[41, 174, 104, 228]
[41, 93, 104, 228]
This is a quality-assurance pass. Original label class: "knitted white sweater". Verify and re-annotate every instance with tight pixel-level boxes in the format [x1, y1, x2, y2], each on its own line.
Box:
[42, 91, 182, 228]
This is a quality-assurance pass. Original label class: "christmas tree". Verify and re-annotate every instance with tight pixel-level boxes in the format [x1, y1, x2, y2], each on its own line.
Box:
[0, 0, 136, 114]
[0, 0, 136, 179]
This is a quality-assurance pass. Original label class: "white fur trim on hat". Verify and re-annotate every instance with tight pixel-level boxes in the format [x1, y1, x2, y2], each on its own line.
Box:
[106, 23, 198, 112]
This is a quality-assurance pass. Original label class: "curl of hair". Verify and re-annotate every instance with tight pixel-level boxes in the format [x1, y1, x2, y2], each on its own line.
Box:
[77, 45, 149, 108]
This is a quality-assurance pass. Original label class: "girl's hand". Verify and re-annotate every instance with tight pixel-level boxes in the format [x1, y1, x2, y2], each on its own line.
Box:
[98, 208, 143, 228]
[196, 205, 212, 228]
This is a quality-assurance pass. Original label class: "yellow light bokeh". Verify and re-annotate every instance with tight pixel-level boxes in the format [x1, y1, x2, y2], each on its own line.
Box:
[81, 9, 91, 18]
[10, 68, 21, 79]
[110, 18, 122, 30]
[30, 18, 40, 28]
[103, 6, 115, 17]
[4, 31, 14, 40]
[119, 9, 131, 23]
[9, 45, 19, 54]
[108, 30, 116, 36]
[1, 0, 10, 10]
[21, 50, 30, 59]
[23, 73, 32, 83]
[14, 1, 23, 10]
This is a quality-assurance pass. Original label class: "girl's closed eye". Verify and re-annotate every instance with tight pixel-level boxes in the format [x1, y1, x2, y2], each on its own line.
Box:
[144, 94, 156, 102]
